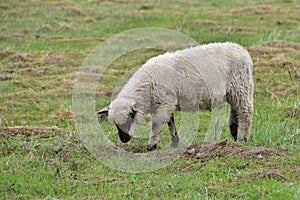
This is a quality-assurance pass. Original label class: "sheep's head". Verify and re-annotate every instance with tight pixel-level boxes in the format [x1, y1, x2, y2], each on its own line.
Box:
[97, 98, 144, 143]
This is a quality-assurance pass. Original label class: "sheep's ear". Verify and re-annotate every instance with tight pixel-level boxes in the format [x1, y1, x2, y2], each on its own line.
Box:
[132, 104, 143, 115]
[132, 104, 145, 124]
[97, 106, 109, 115]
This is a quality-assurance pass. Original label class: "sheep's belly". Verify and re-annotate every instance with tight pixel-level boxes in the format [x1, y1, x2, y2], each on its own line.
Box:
[176, 91, 211, 112]
[176, 88, 226, 112]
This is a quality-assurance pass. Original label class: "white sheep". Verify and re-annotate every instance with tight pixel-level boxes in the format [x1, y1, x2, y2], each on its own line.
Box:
[98, 42, 254, 151]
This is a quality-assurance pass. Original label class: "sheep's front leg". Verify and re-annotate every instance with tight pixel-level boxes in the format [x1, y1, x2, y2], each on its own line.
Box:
[167, 113, 179, 148]
[147, 120, 164, 151]
[148, 107, 174, 151]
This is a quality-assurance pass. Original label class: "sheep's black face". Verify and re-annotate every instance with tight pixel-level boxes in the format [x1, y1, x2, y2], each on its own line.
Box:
[116, 124, 132, 143]
[115, 112, 135, 143]
[97, 98, 142, 143]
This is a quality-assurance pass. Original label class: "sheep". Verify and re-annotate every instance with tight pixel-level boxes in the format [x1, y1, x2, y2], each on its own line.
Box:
[97, 42, 254, 151]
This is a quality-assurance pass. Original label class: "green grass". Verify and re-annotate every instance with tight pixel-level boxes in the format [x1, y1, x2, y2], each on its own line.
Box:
[0, 0, 299, 199]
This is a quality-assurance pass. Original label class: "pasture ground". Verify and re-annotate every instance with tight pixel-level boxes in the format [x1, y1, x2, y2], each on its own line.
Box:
[0, 0, 299, 199]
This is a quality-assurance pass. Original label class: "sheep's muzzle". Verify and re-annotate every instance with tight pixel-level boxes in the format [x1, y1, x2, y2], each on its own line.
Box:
[116, 124, 132, 143]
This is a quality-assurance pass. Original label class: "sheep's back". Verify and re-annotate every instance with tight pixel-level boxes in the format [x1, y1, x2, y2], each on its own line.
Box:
[120, 42, 252, 112]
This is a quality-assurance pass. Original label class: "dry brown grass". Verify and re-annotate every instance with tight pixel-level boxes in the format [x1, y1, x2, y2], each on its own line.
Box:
[249, 41, 300, 81]
[0, 126, 70, 138]
[230, 5, 294, 15]
[239, 167, 299, 181]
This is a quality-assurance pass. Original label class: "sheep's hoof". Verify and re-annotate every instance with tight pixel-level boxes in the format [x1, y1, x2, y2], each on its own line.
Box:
[237, 137, 248, 142]
[147, 144, 157, 152]
[171, 134, 179, 148]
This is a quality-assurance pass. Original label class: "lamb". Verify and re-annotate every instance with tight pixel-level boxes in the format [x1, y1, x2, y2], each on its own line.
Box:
[97, 42, 254, 151]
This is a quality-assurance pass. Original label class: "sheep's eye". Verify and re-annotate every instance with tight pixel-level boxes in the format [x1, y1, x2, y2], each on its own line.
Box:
[129, 112, 135, 119]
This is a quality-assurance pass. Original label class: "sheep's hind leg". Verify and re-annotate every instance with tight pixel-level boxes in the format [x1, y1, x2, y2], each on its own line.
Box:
[237, 107, 253, 142]
[168, 113, 179, 148]
[228, 108, 238, 141]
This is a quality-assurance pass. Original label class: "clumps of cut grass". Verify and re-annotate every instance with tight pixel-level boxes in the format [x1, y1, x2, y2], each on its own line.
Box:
[0, 49, 77, 69]
[139, 3, 154, 10]
[50, 106, 74, 124]
[0, 126, 70, 139]
[248, 40, 300, 69]
[284, 106, 300, 119]
[38, 52, 76, 67]
[82, 16, 97, 23]
[0, 3, 10, 9]
[58, 22, 76, 31]
[262, 40, 300, 50]
[193, 19, 217, 26]
[223, 26, 259, 36]
[0, 49, 32, 62]
[248, 40, 300, 98]
[61, 6, 89, 17]
[38, 24, 53, 31]
[230, 5, 282, 15]
[238, 167, 299, 182]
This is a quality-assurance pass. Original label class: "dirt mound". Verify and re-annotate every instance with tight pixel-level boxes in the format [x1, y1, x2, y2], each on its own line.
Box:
[117, 139, 290, 163]
[184, 140, 299, 182]
[186, 140, 289, 162]
[0, 127, 294, 164]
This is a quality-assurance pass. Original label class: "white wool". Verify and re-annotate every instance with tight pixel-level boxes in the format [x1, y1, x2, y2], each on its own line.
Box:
[106, 42, 254, 142]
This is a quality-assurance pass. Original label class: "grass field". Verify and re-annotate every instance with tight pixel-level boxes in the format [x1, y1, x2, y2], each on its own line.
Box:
[0, 0, 299, 199]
